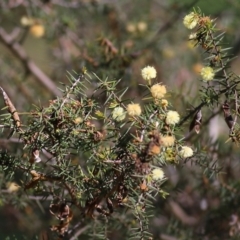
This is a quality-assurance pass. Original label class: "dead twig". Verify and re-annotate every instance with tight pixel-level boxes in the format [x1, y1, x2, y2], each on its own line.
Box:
[0, 27, 60, 97]
[169, 200, 199, 226]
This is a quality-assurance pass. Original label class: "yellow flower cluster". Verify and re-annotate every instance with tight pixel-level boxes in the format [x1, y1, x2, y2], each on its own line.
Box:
[183, 12, 199, 29]
[161, 135, 175, 147]
[21, 16, 34, 26]
[161, 99, 168, 109]
[188, 32, 198, 48]
[179, 146, 193, 158]
[74, 117, 83, 125]
[152, 168, 165, 180]
[30, 24, 45, 38]
[141, 66, 157, 83]
[189, 32, 197, 40]
[126, 22, 148, 33]
[165, 148, 177, 163]
[150, 84, 167, 99]
[200, 66, 215, 81]
[127, 103, 141, 117]
[20, 16, 45, 38]
[6, 182, 20, 193]
[165, 111, 180, 125]
[112, 107, 126, 121]
[137, 22, 147, 32]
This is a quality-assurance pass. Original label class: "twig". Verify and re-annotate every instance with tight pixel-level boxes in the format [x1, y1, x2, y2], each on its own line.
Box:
[231, 90, 238, 133]
[69, 225, 90, 240]
[0, 27, 60, 96]
[0, 87, 22, 131]
[0, 137, 22, 143]
[184, 107, 221, 141]
[140, 109, 158, 142]
[1, 190, 53, 201]
[51, 0, 83, 8]
[168, 200, 199, 226]
[160, 233, 178, 240]
[60, 75, 83, 109]
[0, 125, 13, 129]
[179, 81, 240, 127]
[208, 30, 230, 88]
[103, 159, 122, 164]
[178, 101, 205, 127]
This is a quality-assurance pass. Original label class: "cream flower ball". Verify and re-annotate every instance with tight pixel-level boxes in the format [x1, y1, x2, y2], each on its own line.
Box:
[152, 168, 165, 180]
[183, 12, 199, 29]
[161, 135, 175, 147]
[200, 66, 215, 81]
[141, 66, 157, 81]
[179, 146, 193, 158]
[166, 111, 180, 125]
[127, 103, 142, 117]
[112, 107, 126, 122]
[150, 84, 167, 99]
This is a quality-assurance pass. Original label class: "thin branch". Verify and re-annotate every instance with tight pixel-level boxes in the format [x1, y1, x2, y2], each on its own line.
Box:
[60, 75, 83, 109]
[168, 200, 199, 226]
[178, 101, 206, 127]
[103, 159, 122, 164]
[0, 138, 22, 143]
[179, 81, 240, 127]
[51, 0, 83, 8]
[231, 90, 238, 133]
[184, 107, 221, 141]
[208, 30, 230, 88]
[69, 225, 90, 240]
[0, 27, 60, 97]
[1, 189, 53, 201]
[160, 234, 178, 240]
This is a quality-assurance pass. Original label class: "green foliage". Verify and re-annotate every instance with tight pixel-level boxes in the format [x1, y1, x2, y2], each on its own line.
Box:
[1, 67, 177, 239]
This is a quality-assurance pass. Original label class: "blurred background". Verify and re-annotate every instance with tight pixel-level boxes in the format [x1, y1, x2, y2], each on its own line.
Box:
[1, 0, 240, 239]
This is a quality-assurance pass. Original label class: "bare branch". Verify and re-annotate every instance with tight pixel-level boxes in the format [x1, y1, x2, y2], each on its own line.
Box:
[0, 27, 60, 97]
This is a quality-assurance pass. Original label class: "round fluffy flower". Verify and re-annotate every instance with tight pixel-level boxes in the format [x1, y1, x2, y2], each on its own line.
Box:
[137, 21, 147, 32]
[30, 24, 45, 38]
[189, 32, 197, 40]
[183, 12, 199, 29]
[161, 99, 168, 109]
[200, 66, 215, 81]
[112, 106, 126, 122]
[152, 168, 165, 180]
[126, 23, 136, 33]
[188, 33, 198, 48]
[74, 117, 83, 125]
[127, 103, 141, 117]
[179, 146, 193, 158]
[6, 182, 20, 193]
[161, 135, 175, 147]
[141, 66, 157, 82]
[165, 148, 177, 163]
[20, 16, 34, 26]
[150, 84, 167, 99]
[166, 110, 180, 125]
